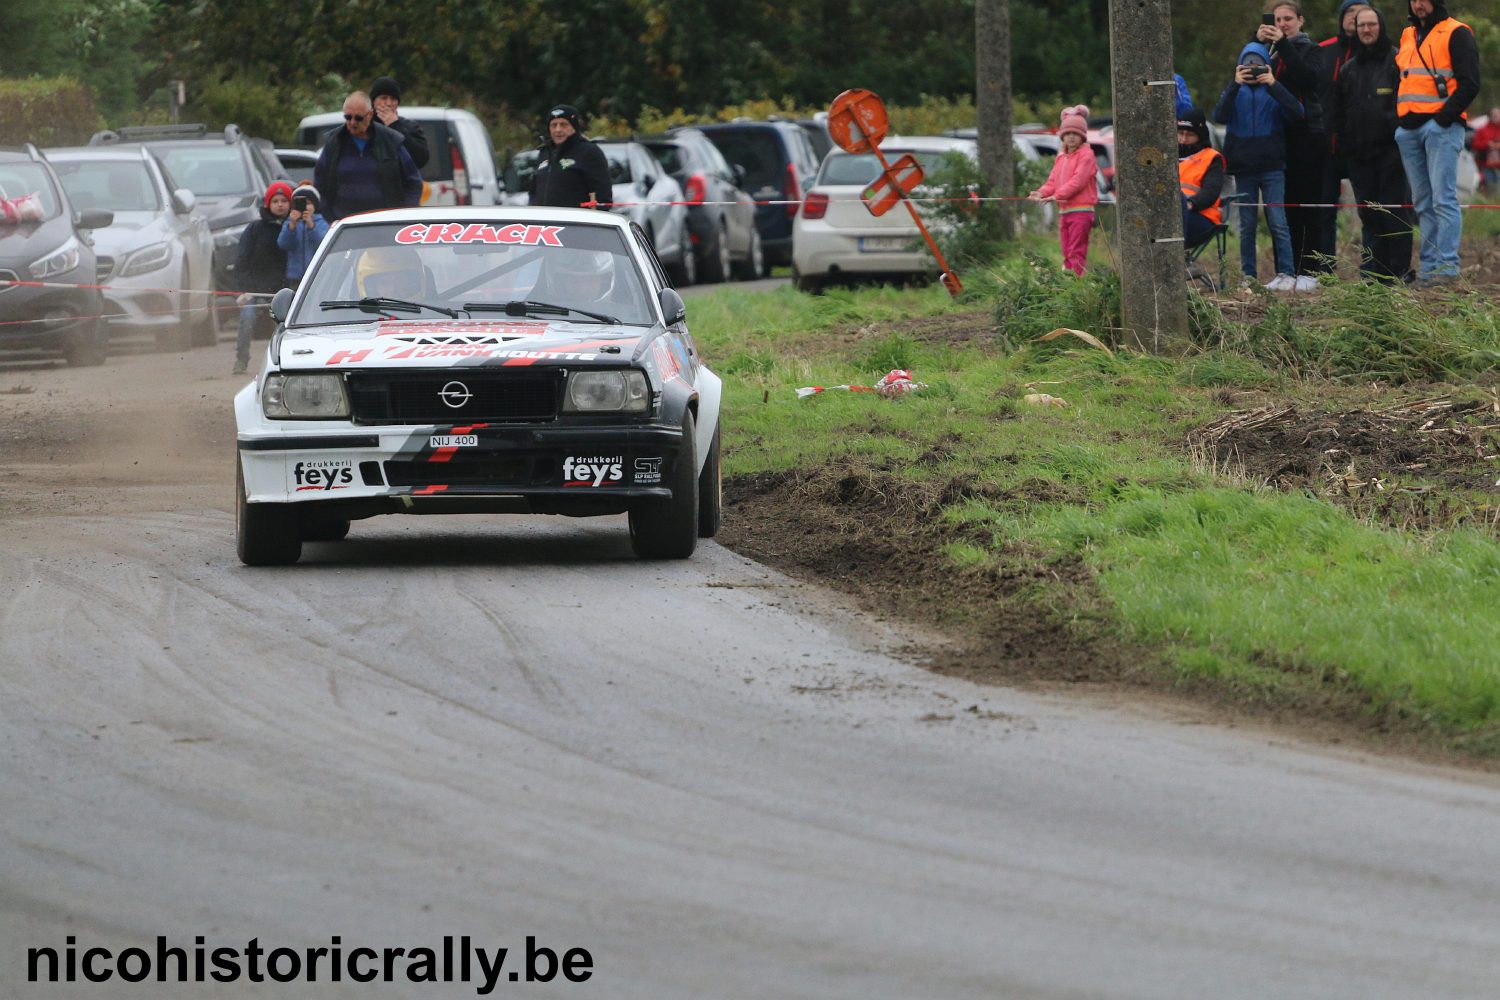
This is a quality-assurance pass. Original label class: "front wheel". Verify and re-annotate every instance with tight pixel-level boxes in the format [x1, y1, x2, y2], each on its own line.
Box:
[699, 221, 731, 283]
[63, 318, 107, 367]
[236, 461, 302, 565]
[667, 229, 697, 287]
[629, 411, 698, 559]
[697, 418, 722, 538]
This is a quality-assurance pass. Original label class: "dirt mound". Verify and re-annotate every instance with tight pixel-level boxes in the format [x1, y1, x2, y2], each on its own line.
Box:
[1190, 397, 1500, 532]
[719, 462, 1149, 686]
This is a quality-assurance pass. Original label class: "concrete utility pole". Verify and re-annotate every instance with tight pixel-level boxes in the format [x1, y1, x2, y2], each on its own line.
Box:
[976, 0, 1015, 241]
[1107, 0, 1188, 352]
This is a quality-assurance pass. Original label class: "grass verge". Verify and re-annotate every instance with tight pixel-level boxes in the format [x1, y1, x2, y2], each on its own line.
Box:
[696, 263, 1500, 756]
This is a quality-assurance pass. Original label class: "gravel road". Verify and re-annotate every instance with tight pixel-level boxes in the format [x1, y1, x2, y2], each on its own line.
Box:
[2, 335, 1499, 999]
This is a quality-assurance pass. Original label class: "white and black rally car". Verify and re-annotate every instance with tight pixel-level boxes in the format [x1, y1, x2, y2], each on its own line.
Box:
[234, 207, 722, 565]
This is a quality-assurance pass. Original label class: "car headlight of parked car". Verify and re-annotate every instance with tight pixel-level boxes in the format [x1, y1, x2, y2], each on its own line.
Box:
[262, 373, 350, 419]
[32, 237, 82, 280]
[563, 370, 649, 413]
[119, 241, 173, 278]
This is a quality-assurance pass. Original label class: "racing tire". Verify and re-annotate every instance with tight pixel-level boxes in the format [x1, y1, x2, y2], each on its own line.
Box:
[236, 461, 303, 566]
[63, 319, 107, 367]
[697, 417, 722, 538]
[629, 410, 698, 559]
[667, 233, 698, 287]
[300, 517, 351, 542]
[731, 228, 763, 282]
[699, 221, 732, 284]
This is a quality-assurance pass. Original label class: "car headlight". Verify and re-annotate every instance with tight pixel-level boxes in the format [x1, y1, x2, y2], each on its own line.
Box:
[32, 237, 82, 280]
[262, 373, 350, 419]
[119, 241, 173, 278]
[563, 370, 649, 413]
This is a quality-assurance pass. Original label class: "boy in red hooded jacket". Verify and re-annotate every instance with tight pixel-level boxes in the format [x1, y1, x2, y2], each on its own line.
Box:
[1028, 105, 1099, 274]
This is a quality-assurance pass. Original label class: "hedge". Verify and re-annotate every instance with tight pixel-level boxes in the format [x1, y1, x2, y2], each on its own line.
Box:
[0, 77, 104, 148]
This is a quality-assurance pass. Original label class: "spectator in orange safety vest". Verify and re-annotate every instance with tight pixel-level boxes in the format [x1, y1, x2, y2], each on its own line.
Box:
[1177, 109, 1225, 258]
[1393, 0, 1480, 287]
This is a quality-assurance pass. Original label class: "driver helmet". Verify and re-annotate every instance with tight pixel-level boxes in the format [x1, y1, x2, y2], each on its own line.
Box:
[356, 246, 423, 298]
[548, 249, 616, 301]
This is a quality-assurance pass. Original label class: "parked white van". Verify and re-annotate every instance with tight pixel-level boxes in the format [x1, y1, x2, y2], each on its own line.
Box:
[293, 107, 500, 207]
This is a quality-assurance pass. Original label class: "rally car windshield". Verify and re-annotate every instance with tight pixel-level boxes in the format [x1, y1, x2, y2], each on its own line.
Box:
[292, 221, 656, 327]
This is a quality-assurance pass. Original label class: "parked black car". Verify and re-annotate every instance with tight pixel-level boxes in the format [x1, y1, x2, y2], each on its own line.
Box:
[642, 129, 762, 283]
[90, 124, 288, 303]
[691, 122, 821, 273]
[0, 145, 112, 365]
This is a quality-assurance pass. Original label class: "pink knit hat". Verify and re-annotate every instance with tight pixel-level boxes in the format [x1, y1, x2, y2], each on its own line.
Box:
[1059, 105, 1090, 141]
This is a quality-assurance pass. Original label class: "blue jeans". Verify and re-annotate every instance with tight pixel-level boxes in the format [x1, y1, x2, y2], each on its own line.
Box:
[1232, 171, 1292, 280]
[1394, 119, 1464, 278]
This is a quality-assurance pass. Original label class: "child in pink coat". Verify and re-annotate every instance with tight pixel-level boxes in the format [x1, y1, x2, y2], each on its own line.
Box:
[1028, 105, 1099, 275]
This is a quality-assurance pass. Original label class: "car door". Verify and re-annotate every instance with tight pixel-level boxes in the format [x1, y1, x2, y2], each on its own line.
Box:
[153, 156, 213, 294]
[702, 139, 754, 253]
[636, 144, 685, 262]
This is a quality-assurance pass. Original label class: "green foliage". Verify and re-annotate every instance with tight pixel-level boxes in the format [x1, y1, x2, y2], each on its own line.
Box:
[188, 76, 306, 146]
[990, 255, 1121, 347]
[0, 0, 155, 122]
[0, 78, 104, 147]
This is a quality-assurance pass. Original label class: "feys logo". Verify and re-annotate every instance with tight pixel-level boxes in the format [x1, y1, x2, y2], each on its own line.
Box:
[294, 459, 355, 491]
[394, 223, 563, 246]
[562, 455, 623, 488]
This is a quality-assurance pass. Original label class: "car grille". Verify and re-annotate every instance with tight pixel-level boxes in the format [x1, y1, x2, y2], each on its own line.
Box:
[383, 456, 553, 488]
[0, 268, 17, 293]
[95, 256, 115, 283]
[344, 370, 563, 425]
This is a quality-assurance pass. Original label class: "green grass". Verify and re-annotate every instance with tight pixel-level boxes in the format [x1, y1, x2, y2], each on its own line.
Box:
[693, 271, 1500, 751]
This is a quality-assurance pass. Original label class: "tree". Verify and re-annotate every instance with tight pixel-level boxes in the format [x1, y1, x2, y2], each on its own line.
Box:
[976, 0, 1015, 240]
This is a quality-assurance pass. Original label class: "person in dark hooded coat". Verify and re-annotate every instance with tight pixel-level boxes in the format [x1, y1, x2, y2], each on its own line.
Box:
[1328, 5, 1414, 282]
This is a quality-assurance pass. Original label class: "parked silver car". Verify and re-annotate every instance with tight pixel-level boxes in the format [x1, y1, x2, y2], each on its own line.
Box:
[594, 140, 693, 286]
[47, 145, 216, 351]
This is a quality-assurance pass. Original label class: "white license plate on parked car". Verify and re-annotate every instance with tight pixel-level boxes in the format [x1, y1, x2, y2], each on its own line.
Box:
[858, 237, 908, 252]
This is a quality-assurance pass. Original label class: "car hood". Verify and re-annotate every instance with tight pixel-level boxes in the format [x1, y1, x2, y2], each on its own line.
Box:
[277, 318, 648, 371]
[0, 216, 77, 268]
[90, 213, 169, 253]
[200, 194, 258, 231]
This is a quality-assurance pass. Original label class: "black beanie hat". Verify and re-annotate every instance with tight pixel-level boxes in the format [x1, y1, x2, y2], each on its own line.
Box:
[1175, 108, 1210, 147]
[546, 104, 584, 133]
[371, 77, 402, 103]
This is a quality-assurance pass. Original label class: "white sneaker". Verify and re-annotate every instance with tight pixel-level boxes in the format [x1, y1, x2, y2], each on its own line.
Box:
[1293, 275, 1319, 292]
[1264, 274, 1294, 291]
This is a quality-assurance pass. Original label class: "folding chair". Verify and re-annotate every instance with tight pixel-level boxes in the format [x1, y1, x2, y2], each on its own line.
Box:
[1184, 192, 1248, 293]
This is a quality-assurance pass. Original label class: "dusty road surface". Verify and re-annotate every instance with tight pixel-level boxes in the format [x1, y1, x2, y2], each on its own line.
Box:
[3, 335, 1500, 999]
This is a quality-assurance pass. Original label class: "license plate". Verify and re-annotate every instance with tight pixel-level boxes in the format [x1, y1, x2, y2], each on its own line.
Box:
[859, 236, 908, 252]
[429, 434, 478, 448]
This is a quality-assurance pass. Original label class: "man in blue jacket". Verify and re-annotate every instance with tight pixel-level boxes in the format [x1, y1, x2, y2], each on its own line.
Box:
[1213, 41, 1306, 290]
[314, 91, 423, 221]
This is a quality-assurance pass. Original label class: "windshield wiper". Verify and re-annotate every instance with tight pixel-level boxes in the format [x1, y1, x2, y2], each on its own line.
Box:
[463, 299, 620, 325]
[320, 297, 461, 319]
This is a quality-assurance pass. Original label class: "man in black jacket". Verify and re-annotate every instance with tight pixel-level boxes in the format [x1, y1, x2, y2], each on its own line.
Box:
[1328, 7, 1414, 282]
[370, 76, 429, 170]
[313, 91, 423, 221]
[1261, 1, 1331, 289]
[1317, 1, 1370, 272]
[529, 105, 612, 210]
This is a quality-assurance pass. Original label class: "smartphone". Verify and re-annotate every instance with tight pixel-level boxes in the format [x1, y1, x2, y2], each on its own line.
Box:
[292, 196, 308, 212]
[1261, 13, 1275, 25]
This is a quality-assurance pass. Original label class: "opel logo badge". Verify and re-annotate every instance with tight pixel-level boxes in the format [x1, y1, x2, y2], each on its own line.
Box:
[438, 381, 472, 408]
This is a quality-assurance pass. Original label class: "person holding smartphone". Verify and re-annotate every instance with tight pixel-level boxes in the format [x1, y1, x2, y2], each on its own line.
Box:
[1213, 41, 1305, 290]
[277, 183, 329, 288]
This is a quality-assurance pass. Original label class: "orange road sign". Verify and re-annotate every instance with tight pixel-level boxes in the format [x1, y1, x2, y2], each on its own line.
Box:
[861, 153, 924, 217]
[828, 89, 889, 154]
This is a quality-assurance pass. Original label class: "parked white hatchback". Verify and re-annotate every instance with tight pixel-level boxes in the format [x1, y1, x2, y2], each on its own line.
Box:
[791, 136, 978, 293]
[46, 145, 216, 351]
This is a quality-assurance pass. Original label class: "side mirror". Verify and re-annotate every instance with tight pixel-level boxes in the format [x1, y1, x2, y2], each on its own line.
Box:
[269, 287, 295, 324]
[658, 287, 686, 325]
[171, 188, 197, 215]
[637, 177, 651, 197]
[76, 209, 114, 230]
[732, 163, 746, 186]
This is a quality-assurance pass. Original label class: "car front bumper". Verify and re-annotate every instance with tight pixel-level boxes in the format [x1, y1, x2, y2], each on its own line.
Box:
[792, 223, 931, 278]
[0, 267, 102, 348]
[235, 384, 689, 515]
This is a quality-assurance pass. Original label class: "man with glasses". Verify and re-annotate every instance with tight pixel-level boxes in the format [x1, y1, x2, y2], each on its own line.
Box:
[313, 91, 423, 222]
